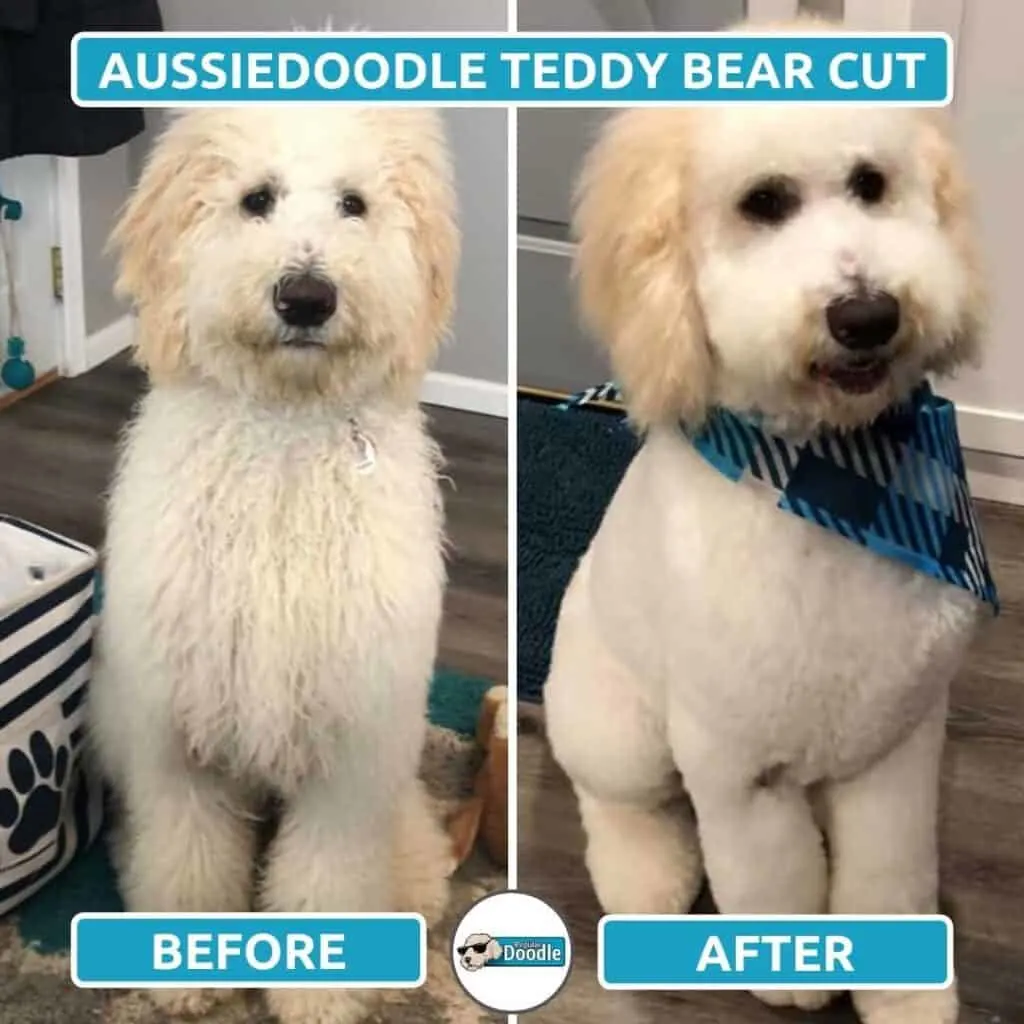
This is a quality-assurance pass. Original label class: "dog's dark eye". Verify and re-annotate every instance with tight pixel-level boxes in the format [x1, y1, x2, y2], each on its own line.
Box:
[240, 186, 276, 218]
[848, 163, 887, 205]
[738, 178, 800, 226]
[340, 190, 368, 218]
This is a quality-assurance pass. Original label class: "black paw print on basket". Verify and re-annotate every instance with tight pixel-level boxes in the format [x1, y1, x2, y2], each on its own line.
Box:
[0, 732, 69, 856]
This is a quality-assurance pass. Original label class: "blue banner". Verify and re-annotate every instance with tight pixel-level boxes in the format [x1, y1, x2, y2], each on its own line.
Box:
[599, 916, 953, 990]
[72, 914, 425, 988]
[72, 32, 953, 107]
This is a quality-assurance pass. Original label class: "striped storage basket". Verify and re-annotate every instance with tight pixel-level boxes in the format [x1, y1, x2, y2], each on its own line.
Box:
[0, 516, 104, 916]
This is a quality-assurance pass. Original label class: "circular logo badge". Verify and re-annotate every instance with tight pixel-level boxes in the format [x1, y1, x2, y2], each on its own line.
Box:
[451, 890, 572, 1013]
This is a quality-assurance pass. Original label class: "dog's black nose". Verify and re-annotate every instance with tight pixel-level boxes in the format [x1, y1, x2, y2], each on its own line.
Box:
[826, 292, 900, 351]
[273, 274, 337, 328]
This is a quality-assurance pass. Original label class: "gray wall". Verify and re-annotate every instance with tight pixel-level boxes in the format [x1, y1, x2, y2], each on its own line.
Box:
[82, 0, 508, 385]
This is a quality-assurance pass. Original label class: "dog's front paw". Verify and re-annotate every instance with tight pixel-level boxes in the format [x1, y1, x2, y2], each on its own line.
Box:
[266, 988, 372, 1024]
[854, 984, 958, 1024]
[584, 804, 703, 915]
[753, 988, 837, 1011]
[401, 865, 451, 929]
[146, 987, 239, 1018]
[393, 783, 454, 927]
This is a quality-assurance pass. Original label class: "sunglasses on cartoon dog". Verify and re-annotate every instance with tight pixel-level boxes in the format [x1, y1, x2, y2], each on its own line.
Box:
[457, 942, 490, 955]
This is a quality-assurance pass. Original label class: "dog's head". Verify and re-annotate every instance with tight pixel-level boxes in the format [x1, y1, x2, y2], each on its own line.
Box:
[574, 34, 983, 433]
[112, 106, 459, 404]
[457, 933, 502, 971]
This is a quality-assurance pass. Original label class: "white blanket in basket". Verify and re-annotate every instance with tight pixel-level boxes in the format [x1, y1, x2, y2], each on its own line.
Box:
[0, 517, 105, 915]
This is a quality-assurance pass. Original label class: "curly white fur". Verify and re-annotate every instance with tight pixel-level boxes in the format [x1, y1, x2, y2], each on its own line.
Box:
[545, 23, 985, 1024]
[88, 104, 459, 1024]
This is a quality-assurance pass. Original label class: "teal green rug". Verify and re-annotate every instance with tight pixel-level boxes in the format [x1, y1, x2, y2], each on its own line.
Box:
[13, 667, 495, 958]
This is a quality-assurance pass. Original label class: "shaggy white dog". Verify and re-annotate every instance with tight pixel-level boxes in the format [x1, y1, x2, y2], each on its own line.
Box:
[89, 105, 459, 1023]
[544, 33, 986, 1024]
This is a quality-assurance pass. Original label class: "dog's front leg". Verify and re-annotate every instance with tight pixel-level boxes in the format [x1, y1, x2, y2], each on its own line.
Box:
[261, 768, 395, 1024]
[546, 569, 704, 917]
[673, 717, 834, 1011]
[116, 750, 256, 1018]
[826, 699, 957, 1024]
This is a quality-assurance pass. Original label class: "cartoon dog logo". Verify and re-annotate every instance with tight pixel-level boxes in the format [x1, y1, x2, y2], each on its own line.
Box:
[456, 932, 503, 971]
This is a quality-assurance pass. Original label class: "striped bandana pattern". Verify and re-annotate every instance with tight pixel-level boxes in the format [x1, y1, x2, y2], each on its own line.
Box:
[561, 381, 998, 611]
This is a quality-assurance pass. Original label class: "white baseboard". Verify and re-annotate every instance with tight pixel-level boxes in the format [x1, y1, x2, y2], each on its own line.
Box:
[955, 406, 1024, 505]
[421, 371, 508, 418]
[83, 314, 134, 372]
[955, 404, 1024, 460]
[965, 449, 1024, 507]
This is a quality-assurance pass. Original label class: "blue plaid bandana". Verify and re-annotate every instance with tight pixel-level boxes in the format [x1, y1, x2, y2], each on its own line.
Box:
[561, 382, 998, 612]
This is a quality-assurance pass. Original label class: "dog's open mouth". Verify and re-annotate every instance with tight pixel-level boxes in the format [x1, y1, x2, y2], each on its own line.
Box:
[810, 357, 891, 395]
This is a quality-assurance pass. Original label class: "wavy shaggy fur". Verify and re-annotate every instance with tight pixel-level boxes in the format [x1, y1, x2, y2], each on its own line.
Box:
[90, 105, 459, 1024]
[546, 23, 985, 1024]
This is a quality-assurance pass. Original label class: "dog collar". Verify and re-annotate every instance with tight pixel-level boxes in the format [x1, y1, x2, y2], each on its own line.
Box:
[687, 382, 998, 611]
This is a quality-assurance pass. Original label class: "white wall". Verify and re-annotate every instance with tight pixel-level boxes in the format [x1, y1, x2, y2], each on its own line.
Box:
[120, 0, 508, 388]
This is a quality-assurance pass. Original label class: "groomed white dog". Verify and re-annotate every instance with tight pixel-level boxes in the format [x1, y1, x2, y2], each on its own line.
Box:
[89, 105, 459, 1023]
[545, 23, 988, 1024]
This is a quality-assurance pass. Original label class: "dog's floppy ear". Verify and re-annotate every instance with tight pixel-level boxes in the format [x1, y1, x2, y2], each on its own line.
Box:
[485, 938, 503, 962]
[110, 114, 224, 382]
[573, 109, 712, 428]
[918, 110, 987, 368]
[386, 109, 461, 389]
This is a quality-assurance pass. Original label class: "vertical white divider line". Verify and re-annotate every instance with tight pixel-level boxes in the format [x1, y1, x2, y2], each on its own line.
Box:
[505, 106, 520, 896]
[505, 0, 521, 1017]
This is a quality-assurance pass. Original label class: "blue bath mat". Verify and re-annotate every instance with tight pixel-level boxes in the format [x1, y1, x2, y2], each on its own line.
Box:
[517, 394, 639, 703]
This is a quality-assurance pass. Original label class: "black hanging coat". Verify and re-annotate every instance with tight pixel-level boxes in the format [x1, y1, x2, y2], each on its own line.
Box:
[0, 0, 162, 160]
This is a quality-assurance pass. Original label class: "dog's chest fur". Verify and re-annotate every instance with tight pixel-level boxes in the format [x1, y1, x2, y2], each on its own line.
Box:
[588, 426, 981, 783]
[102, 385, 444, 791]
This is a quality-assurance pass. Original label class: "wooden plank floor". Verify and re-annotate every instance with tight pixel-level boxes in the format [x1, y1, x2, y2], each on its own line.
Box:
[519, 498, 1024, 1024]
[0, 355, 507, 684]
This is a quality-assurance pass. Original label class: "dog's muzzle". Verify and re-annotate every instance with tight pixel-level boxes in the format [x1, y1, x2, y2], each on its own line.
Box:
[273, 273, 337, 330]
[814, 290, 901, 394]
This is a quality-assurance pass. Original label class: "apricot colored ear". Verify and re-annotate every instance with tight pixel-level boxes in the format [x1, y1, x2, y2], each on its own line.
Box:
[919, 111, 986, 367]
[110, 116, 229, 381]
[386, 110, 461, 391]
[574, 108, 712, 428]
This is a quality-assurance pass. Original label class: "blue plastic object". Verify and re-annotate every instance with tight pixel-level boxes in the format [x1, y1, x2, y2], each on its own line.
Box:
[0, 193, 31, 390]
[1, 336, 35, 390]
[0, 195, 22, 221]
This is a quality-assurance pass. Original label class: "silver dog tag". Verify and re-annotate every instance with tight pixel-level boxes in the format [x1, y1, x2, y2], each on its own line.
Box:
[350, 420, 377, 475]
